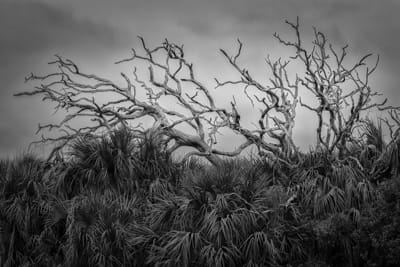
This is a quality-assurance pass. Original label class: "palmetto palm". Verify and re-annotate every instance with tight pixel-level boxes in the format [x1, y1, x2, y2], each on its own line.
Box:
[132, 130, 182, 188]
[373, 137, 400, 181]
[287, 150, 378, 265]
[57, 128, 137, 196]
[0, 154, 52, 266]
[291, 151, 375, 216]
[0, 120, 394, 266]
[61, 191, 145, 267]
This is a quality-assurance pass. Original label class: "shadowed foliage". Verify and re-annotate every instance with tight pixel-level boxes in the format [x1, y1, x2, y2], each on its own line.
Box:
[5, 18, 400, 267]
[0, 125, 399, 266]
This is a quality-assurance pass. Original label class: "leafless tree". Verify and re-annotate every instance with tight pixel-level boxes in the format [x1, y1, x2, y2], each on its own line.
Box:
[16, 18, 387, 164]
[274, 18, 386, 158]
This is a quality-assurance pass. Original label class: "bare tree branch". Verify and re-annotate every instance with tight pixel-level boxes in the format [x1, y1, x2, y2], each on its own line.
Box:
[16, 18, 390, 164]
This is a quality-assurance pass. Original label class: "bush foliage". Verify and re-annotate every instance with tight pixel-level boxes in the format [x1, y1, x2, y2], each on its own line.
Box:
[0, 126, 399, 267]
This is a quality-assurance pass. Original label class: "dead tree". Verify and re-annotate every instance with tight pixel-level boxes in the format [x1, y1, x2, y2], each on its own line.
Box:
[379, 107, 400, 144]
[273, 18, 386, 158]
[15, 19, 385, 164]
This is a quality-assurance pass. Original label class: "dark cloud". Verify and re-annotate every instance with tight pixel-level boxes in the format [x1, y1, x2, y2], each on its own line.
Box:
[0, 1, 118, 77]
[0, 0, 121, 101]
[1, 0, 399, 156]
[0, 0, 123, 157]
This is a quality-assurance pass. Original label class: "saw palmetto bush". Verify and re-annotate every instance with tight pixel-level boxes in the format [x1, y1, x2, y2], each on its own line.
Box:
[142, 156, 312, 267]
[0, 154, 51, 266]
[347, 176, 400, 267]
[0, 127, 398, 266]
[61, 191, 148, 267]
[132, 129, 183, 189]
[52, 128, 137, 197]
[6, 15, 400, 266]
[51, 127, 181, 198]
[4, 114, 400, 267]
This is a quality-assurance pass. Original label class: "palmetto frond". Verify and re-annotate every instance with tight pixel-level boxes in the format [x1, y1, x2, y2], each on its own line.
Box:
[147, 194, 188, 232]
[200, 243, 242, 267]
[362, 119, 386, 153]
[66, 129, 137, 195]
[184, 160, 244, 196]
[313, 186, 345, 217]
[201, 193, 261, 249]
[149, 178, 174, 200]
[132, 129, 182, 188]
[253, 185, 288, 210]
[148, 230, 205, 267]
[128, 223, 158, 247]
[60, 191, 143, 266]
[346, 207, 361, 225]
[241, 231, 279, 265]
[0, 154, 51, 266]
[381, 139, 400, 178]
[356, 179, 375, 204]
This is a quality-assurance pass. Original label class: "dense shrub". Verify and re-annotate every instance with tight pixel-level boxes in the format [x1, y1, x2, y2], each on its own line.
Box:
[356, 178, 400, 266]
[0, 128, 399, 266]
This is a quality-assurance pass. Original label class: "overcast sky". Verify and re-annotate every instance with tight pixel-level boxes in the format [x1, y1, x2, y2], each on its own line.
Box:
[1, 0, 399, 158]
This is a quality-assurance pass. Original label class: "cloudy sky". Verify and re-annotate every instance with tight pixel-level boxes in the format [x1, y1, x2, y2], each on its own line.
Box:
[1, 0, 399, 158]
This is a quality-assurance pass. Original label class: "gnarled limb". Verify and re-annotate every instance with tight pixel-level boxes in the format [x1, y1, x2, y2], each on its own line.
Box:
[275, 17, 387, 157]
[17, 38, 299, 165]
[16, 19, 388, 164]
